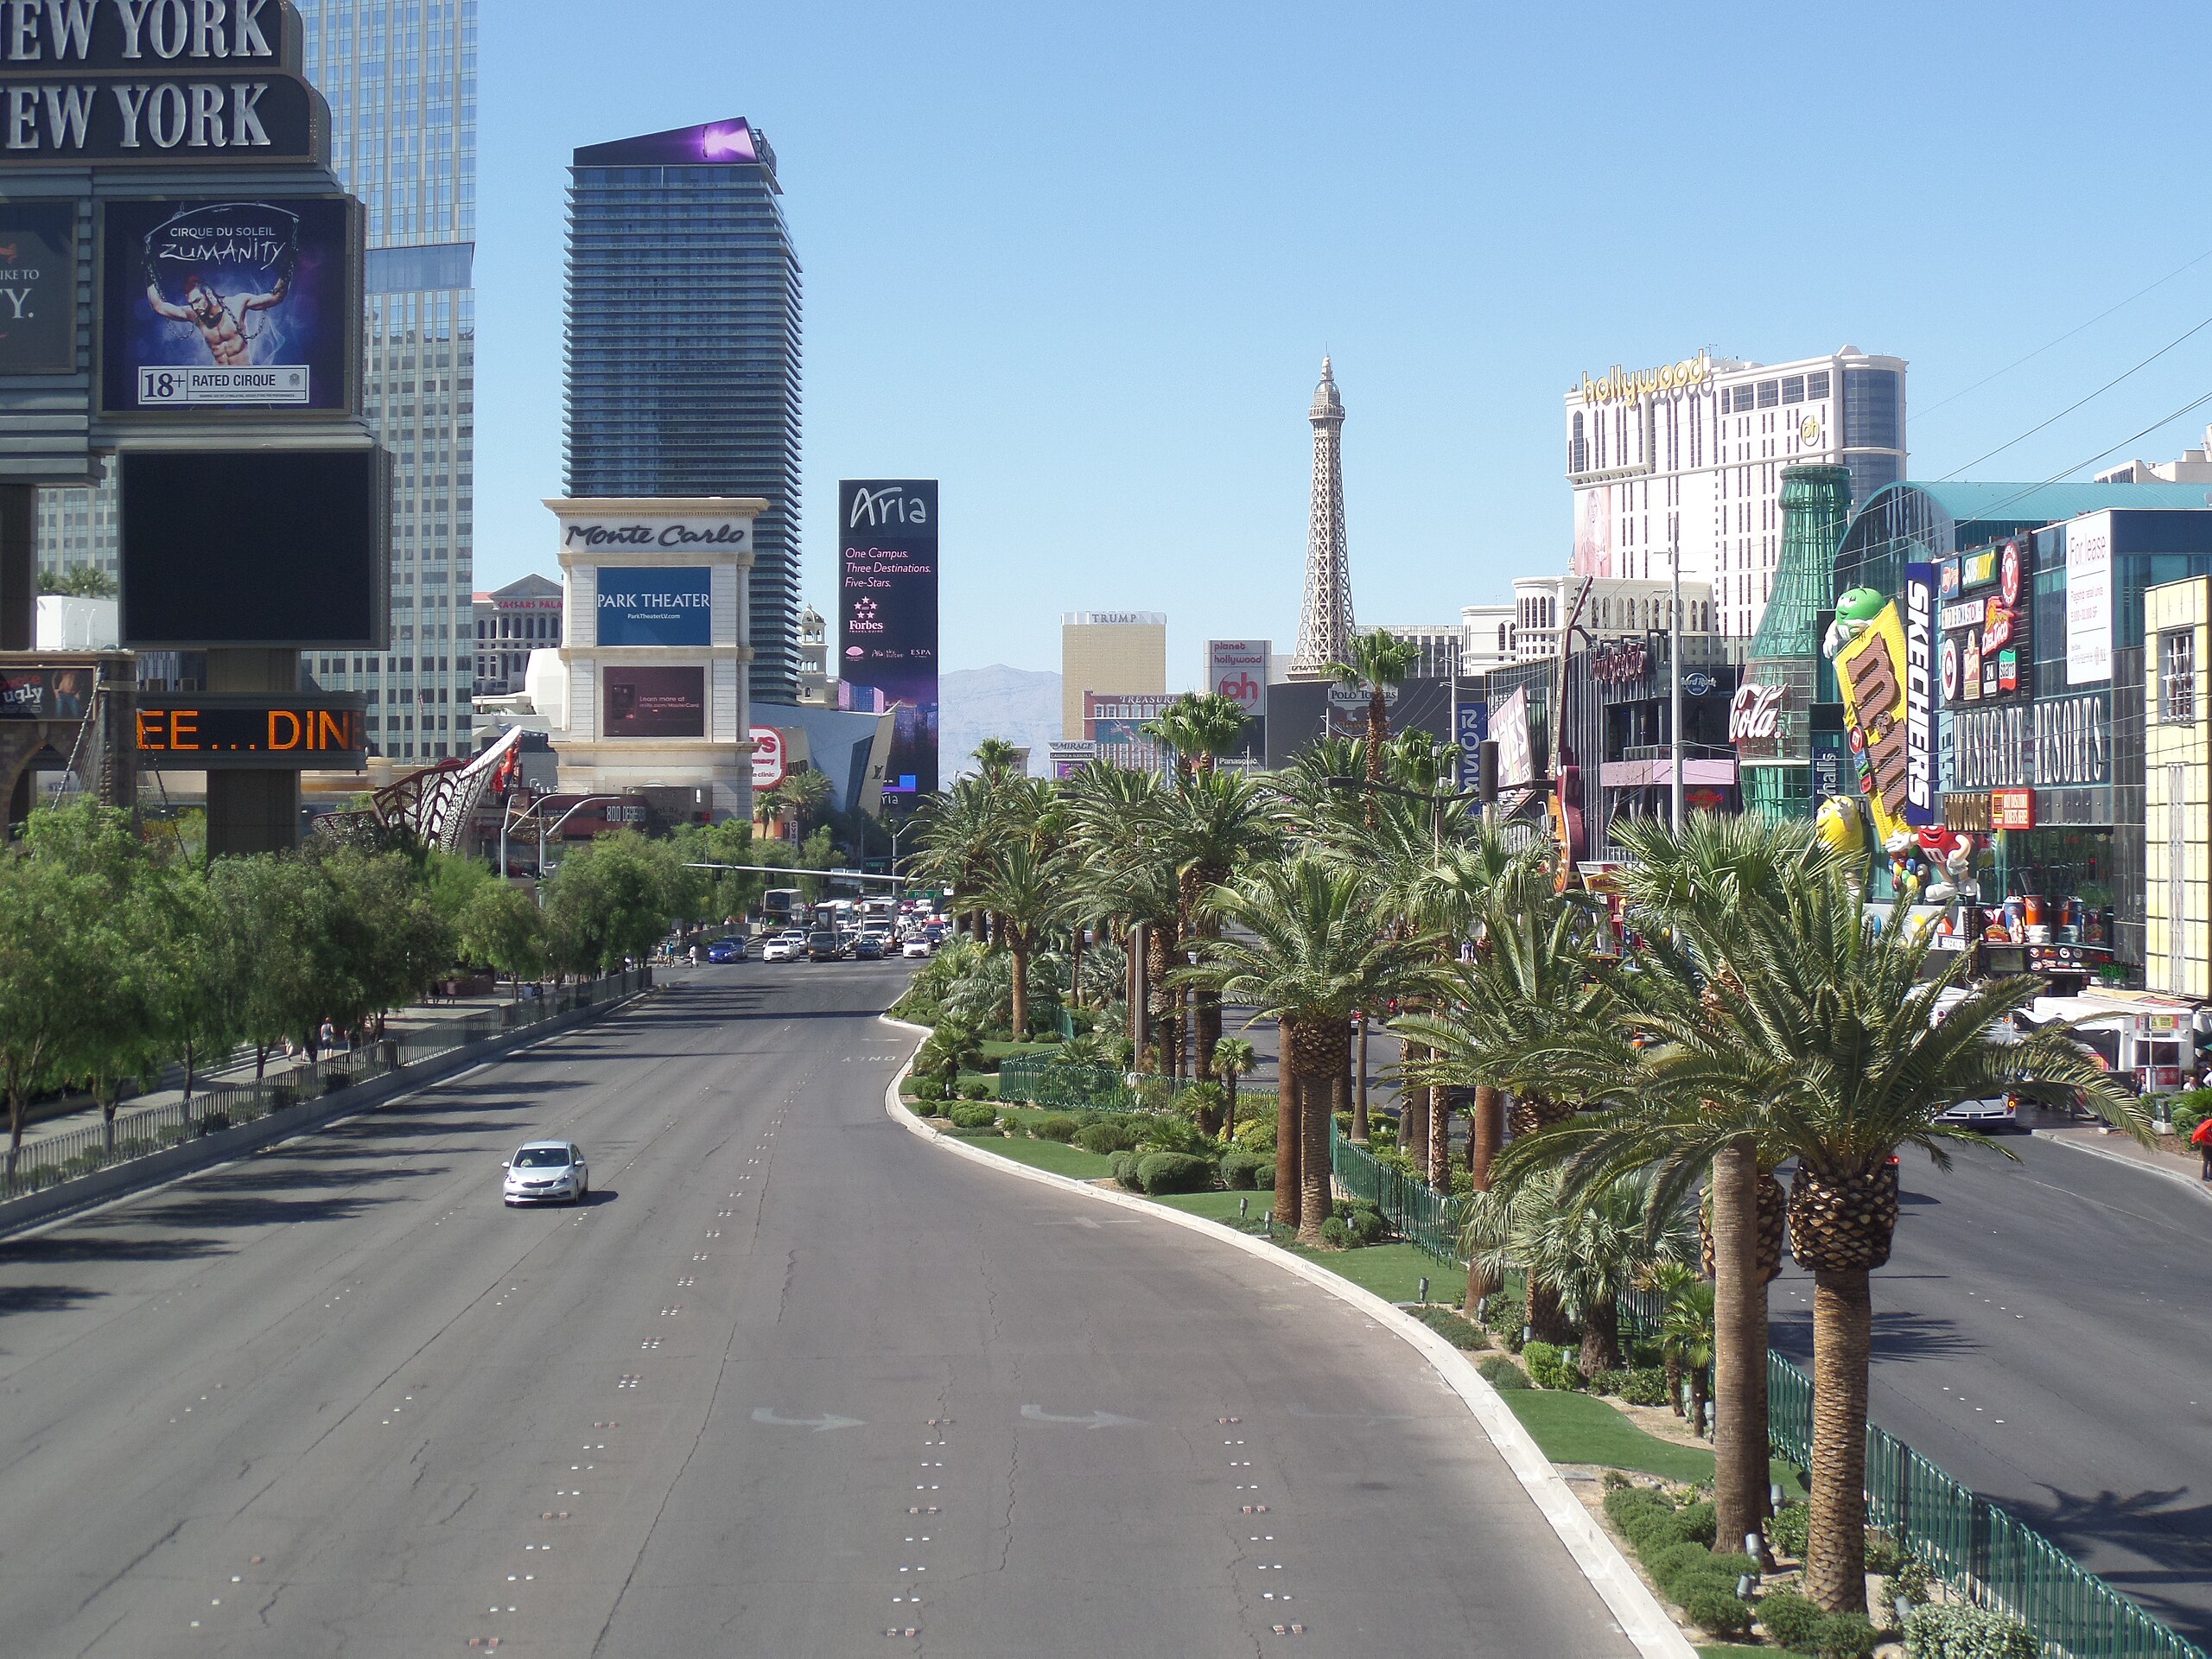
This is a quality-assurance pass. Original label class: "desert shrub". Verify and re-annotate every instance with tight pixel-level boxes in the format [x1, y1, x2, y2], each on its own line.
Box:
[1883, 1554, 1931, 1609]
[945, 1103, 999, 1130]
[1136, 1152, 1215, 1196]
[1603, 1484, 1671, 1533]
[1818, 1611, 1880, 1659]
[958, 1080, 992, 1101]
[1681, 1585, 1753, 1638]
[1903, 1605, 2038, 1659]
[1072, 1115, 1147, 1154]
[1757, 1588, 1827, 1649]
[1232, 1114, 1277, 1152]
[1616, 1366, 1669, 1407]
[1409, 1306, 1486, 1349]
[1031, 1114, 1082, 1143]
[911, 1075, 946, 1102]
[1646, 1541, 1721, 1597]
[1674, 1498, 1717, 1547]
[1478, 1355, 1529, 1389]
[911, 1096, 942, 1117]
[1319, 1216, 1350, 1248]
[1219, 1150, 1263, 1189]
[1136, 1114, 1214, 1155]
[1523, 1342, 1580, 1391]
[1863, 1529, 1901, 1573]
[1767, 1501, 1810, 1559]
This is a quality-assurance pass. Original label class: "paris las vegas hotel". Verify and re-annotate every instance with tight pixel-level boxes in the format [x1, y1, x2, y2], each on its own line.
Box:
[1561, 346, 1906, 639]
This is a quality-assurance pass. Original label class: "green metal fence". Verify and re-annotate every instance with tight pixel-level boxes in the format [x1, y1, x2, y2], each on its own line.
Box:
[1329, 1127, 2206, 1659]
[995, 1057, 1135, 1111]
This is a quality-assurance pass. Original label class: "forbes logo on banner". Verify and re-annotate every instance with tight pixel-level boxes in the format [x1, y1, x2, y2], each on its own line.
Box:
[597, 567, 712, 646]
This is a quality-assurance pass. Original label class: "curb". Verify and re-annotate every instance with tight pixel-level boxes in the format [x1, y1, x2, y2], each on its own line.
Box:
[0, 985, 657, 1241]
[878, 1017, 1694, 1659]
[2031, 1128, 2212, 1205]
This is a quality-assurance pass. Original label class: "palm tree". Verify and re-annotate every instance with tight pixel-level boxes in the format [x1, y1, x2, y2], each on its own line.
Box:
[1147, 769, 1284, 1084]
[912, 774, 1010, 942]
[965, 837, 1067, 1038]
[970, 737, 1025, 782]
[1211, 1036, 1256, 1140]
[1183, 857, 1438, 1243]
[1650, 1262, 1715, 1434]
[1325, 631, 1420, 801]
[1173, 692, 1252, 775]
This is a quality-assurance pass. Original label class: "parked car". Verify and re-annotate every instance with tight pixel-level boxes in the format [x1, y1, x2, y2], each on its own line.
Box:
[503, 1140, 588, 1206]
[852, 935, 887, 961]
[902, 937, 933, 959]
[807, 929, 846, 961]
[705, 937, 747, 963]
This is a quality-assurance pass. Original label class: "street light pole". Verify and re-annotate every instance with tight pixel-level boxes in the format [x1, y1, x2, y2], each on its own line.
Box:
[533, 795, 624, 891]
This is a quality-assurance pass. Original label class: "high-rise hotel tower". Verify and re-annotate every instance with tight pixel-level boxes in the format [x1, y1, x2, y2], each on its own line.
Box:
[565, 120, 803, 703]
[298, 0, 479, 762]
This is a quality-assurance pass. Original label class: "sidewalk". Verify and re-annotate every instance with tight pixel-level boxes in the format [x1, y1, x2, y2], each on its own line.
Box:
[18, 983, 550, 1154]
[2031, 1117, 2212, 1198]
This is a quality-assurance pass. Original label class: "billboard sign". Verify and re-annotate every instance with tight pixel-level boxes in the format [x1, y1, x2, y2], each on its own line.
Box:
[839, 480, 938, 797]
[1494, 686, 1535, 787]
[1833, 598, 1916, 842]
[602, 666, 704, 738]
[1206, 640, 1268, 713]
[560, 514, 751, 554]
[595, 566, 712, 647]
[1904, 562, 1937, 826]
[2065, 512, 2113, 685]
[121, 447, 387, 647]
[102, 197, 356, 414]
[749, 725, 787, 790]
[0, 201, 79, 373]
[1454, 698, 1489, 791]
[0, 664, 94, 720]
[134, 694, 365, 769]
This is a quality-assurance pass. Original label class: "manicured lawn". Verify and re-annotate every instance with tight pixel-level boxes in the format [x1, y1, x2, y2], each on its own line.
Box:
[1697, 1647, 1769, 1658]
[1278, 1240, 1447, 1303]
[1502, 1389, 1719, 1484]
[1151, 1190, 1268, 1224]
[981, 1039, 1058, 1062]
[952, 1071, 1001, 1097]
[947, 1133, 1115, 1179]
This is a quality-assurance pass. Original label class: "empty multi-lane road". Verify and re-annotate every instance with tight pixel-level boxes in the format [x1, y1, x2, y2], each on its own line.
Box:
[0, 962, 1637, 1656]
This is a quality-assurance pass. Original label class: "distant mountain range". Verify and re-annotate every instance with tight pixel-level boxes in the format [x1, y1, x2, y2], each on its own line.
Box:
[940, 664, 1060, 778]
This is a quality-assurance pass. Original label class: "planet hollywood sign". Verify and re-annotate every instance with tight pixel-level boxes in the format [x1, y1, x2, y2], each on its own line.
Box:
[0, 0, 320, 162]
[1573, 349, 1715, 406]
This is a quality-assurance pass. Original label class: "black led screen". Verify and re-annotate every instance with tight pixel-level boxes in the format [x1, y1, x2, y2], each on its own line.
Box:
[121, 448, 388, 648]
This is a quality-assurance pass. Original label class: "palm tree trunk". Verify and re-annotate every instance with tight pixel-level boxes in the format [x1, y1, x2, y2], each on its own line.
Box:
[1274, 1022, 1302, 1233]
[1806, 1266, 1872, 1614]
[1223, 1075, 1237, 1142]
[1462, 1082, 1506, 1314]
[1009, 941, 1029, 1038]
[1194, 985, 1221, 1084]
[1526, 1280, 1575, 1346]
[1364, 689, 1386, 827]
[1069, 926, 1084, 1009]
[1402, 1067, 1427, 1171]
[1299, 1065, 1336, 1247]
[1665, 1353, 1685, 1417]
[1351, 1013, 1369, 1143]
[1428, 1081, 1450, 1192]
[1579, 1299, 1622, 1377]
[1711, 1138, 1772, 1565]
[1688, 1360, 1710, 1439]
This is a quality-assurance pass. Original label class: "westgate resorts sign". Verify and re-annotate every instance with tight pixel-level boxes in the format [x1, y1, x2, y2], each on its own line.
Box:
[0, 0, 321, 162]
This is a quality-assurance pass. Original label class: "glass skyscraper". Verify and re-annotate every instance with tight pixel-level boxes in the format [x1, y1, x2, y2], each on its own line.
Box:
[296, 0, 479, 762]
[566, 119, 803, 703]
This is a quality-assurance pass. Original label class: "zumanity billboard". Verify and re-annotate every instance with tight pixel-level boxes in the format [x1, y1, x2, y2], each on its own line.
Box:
[839, 480, 938, 798]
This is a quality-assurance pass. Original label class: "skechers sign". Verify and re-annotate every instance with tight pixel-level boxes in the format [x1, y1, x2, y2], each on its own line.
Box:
[0, 0, 321, 162]
[1904, 562, 1937, 826]
[596, 567, 711, 647]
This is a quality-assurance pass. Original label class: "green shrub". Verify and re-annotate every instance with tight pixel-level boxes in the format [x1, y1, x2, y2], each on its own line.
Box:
[1072, 1115, 1147, 1154]
[1232, 1114, 1277, 1152]
[1409, 1305, 1486, 1349]
[1614, 1366, 1669, 1407]
[2171, 1103, 2205, 1139]
[1523, 1341, 1580, 1391]
[1864, 1529, 1901, 1573]
[1646, 1541, 1720, 1596]
[1219, 1150, 1264, 1189]
[1319, 1216, 1350, 1248]
[1136, 1152, 1215, 1196]
[1136, 1114, 1214, 1155]
[1674, 1498, 1717, 1547]
[1903, 1604, 2038, 1659]
[945, 1103, 998, 1131]
[1756, 1588, 1826, 1649]
[1478, 1355, 1529, 1390]
[1109, 1150, 1147, 1190]
[1883, 1554, 1931, 1608]
[911, 1096, 942, 1117]
[1767, 1501, 1810, 1558]
[1681, 1585, 1754, 1638]
[958, 1080, 992, 1101]
[1032, 1114, 1082, 1143]
[910, 1075, 946, 1102]
[1603, 1484, 1671, 1532]
[1344, 1202, 1386, 1245]
[1253, 1159, 1274, 1190]
[1818, 1611, 1880, 1659]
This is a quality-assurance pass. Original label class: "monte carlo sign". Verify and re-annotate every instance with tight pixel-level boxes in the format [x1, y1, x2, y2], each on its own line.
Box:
[0, 0, 321, 162]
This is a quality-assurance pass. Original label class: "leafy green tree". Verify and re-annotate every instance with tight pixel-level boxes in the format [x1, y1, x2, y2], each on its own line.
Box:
[143, 861, 237, 1104]
[543, 830, 681, 974]
[0, 808, 118, 1173]
[457, 879, 546, 993]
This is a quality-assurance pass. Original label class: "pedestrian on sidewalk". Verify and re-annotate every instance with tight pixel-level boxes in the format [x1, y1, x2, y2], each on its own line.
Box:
[319, 1018, 337, 1056]
[2192, 1112, 2212, 1181]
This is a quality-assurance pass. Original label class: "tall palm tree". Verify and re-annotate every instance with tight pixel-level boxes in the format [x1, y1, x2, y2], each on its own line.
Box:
[1147, 769, 1285, 1085]
[912, 774, 1009, 942]
[966, 837, 1067, 1038]
[1325, 631, 1420, 801]
[1211, 1037, 1256, 1140]
[970, 737, 1026, 782]
[1173, 692, 1252, 775]
[1183, 857, 1438, 1243]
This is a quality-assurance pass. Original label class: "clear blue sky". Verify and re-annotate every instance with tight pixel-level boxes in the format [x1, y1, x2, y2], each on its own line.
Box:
[474, 0, 2212, 681]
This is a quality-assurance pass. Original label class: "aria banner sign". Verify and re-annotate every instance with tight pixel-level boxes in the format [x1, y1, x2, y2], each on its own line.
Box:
[0, 0, 321, 162]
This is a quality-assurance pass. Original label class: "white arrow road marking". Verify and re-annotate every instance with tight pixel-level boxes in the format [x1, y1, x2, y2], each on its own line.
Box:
[751, 1408, 866, 1431]
[1020, 1404, 1147, 1428]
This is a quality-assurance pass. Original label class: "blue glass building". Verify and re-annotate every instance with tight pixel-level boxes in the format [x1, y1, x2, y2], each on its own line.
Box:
[566, 119, 803, 703]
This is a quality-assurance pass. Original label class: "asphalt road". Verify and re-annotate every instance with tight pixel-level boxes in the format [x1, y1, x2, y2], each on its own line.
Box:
[1768, 1132, 2212, 1642]
[0, 961, 1637, 1657]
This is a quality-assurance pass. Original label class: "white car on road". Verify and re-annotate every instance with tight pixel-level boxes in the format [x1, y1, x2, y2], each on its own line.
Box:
[902, 937, 933, 958]
[504, 1141, 588, 1206]
[760, 931, 806, 962]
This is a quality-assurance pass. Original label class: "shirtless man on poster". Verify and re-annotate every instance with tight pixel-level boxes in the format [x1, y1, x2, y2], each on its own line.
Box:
[145, 275, 289, 366]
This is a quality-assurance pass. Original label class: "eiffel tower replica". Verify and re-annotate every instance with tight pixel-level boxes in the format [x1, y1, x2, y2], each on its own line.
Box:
[1288, 355, 1355, 677]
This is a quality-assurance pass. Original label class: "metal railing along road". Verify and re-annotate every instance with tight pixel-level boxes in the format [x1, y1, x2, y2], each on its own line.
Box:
[1, 969, 652, 1204]
[1327, 1126, 2205, 1659]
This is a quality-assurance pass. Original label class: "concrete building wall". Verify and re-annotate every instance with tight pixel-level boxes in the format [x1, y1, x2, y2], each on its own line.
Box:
[2144, 576, 2212, 999]
[1060, 612, 1166, 740]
